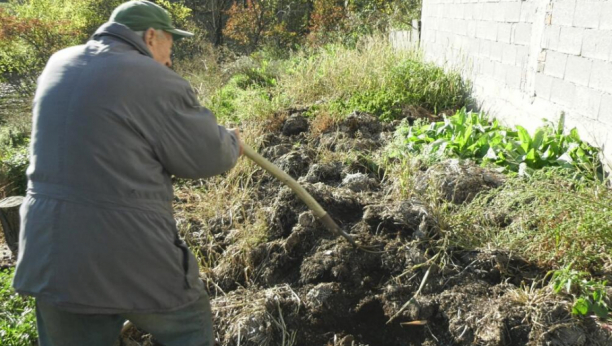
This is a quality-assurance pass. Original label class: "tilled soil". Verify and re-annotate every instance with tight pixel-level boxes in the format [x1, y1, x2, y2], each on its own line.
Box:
[166, 112, 610, 346]
[3, 105, 609, 345]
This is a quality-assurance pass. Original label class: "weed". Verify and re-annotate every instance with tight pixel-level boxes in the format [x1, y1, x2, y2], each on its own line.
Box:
[549, 265, 610, 319]
[0, 269, 37, 345]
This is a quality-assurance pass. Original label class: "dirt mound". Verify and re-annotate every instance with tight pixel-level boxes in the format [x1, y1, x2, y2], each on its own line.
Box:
[120, 112, 611, 346]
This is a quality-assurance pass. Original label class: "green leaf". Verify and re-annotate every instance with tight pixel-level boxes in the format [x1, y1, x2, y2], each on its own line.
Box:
[557, 112, 565, 136]
[593, 289, 604, 302]
[532, 129, 545, 150]
[517, 126, 532, 152]
[592, 302, 609, 319]
[572, 298, 589, 315]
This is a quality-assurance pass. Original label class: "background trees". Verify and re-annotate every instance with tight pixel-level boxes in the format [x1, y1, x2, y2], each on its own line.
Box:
[0, 0, 420, 93]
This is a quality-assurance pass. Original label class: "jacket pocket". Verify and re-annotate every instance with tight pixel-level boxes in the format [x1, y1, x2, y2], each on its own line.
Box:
[174, 234, 192, 289]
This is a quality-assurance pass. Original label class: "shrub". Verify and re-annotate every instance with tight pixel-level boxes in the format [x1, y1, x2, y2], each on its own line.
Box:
[0, 0, 125, 94]
[0, 141, 29, 198]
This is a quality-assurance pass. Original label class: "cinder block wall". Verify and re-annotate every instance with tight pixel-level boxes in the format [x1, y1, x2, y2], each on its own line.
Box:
[420, 0, 612, 163]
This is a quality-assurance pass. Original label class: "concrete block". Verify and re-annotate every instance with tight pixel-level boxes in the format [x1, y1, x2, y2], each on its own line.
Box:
[513, 22, 532, 46]
[492, 4, 505, 22]
[573, 2, 602, 29]
[551, 0, 576, 26]
[480, 58, 496, 77]
[485, 21, 498, 41]
[502, 44, 517, 65]
[504, 2, 522, 23]
[600, 3, 612, 30]
[600, 93, 612, 122]
[466, 21, 476, 38]
[454, 20, 468, 36]
[436, 4, 444, 18]
[529, 98, 564, 123]
[582, 30, 612, 60]
[480, 39, 492, 57]
[491, 42, 504, 62]
[516, 46, 530, 67]
[543, 50, 568, 79]
[473, 3, 484, 21]
[557, 26, 583, 55]
[505, 65, 523, 90]
[520, 1, 535, 23]
[464, 4, 474, 20]
[469, 38, 481, 56]
[565, 56, 593, 87]
[589, 60, 612, 94]
[476, 21, 488, 39]
[574, 86, 602, 120]
[497, 23, 512, 43]
[541, 25, 561, 50]
[455, 4, 466, 19]
[535, 73, 554, 100]
[550, 78, 576, 109]
[494, 62, 507, 82]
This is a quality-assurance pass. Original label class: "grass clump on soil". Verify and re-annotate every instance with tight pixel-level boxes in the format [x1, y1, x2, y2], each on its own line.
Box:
[384, 109, 610, 272]
[447, 169, 612, 271]
[0, 269, 37, 345]
[280, 37, 470, 121]
[205, 36, 470, 124]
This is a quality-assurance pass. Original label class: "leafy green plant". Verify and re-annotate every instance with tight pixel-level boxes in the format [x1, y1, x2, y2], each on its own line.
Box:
[0, 269, 37, 345]
[389, 109, 603, 179]
[549, 265, 610, 319]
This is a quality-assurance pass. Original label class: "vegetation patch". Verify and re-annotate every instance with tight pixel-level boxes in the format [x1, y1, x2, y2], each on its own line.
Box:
[0, 269, 37, 345]
[389, 109, 603, 180]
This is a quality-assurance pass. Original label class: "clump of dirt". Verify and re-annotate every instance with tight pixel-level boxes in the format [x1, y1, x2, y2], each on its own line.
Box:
[123, 111, 612, 346]
[414, 159, 506, 204]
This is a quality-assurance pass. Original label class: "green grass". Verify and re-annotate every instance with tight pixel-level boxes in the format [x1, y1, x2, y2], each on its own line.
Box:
[383, 108, 610, 273]
[201, 36, 470, 124]
[0, 269, 37, 346]
[447, 169, 612, 271]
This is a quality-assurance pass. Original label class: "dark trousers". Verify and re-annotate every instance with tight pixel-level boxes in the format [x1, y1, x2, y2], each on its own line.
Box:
[35, 291, 214, 346]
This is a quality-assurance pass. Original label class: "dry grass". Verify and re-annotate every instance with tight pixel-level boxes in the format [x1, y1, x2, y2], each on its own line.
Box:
[212, 285, 301, 346]
[278, 35, 418, 107]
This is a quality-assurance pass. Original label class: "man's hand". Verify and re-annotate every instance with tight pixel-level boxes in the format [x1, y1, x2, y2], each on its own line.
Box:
[229, 128, 244, 156]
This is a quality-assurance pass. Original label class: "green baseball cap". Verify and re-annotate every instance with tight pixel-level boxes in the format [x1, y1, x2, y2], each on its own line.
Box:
[110, 0, 193, 40]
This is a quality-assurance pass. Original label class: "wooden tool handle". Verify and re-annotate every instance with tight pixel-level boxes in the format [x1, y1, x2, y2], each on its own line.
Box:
[242, 144, 356, 247]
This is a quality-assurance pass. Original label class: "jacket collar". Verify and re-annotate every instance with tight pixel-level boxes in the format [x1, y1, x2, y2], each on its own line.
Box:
[92, 22, 153, 58]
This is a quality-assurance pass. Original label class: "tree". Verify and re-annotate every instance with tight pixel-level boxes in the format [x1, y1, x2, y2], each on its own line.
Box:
[223, 0, 310, 53]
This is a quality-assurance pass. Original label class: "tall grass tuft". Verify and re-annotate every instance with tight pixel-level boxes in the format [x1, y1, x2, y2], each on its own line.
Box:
[202, 35, 471, 123]
[279, 36, 471, 120]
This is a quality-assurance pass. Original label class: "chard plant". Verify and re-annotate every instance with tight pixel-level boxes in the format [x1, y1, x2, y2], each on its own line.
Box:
[389, 109, 603, 180]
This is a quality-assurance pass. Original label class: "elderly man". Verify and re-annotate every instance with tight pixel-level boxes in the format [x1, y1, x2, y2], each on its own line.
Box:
[12, 1, 241, 345]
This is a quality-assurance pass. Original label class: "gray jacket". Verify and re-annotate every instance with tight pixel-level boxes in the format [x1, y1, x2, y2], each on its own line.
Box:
[12, 23, 239, 313]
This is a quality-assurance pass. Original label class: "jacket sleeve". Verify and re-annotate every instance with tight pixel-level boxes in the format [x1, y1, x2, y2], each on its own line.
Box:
[153, 85, 240, 179]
